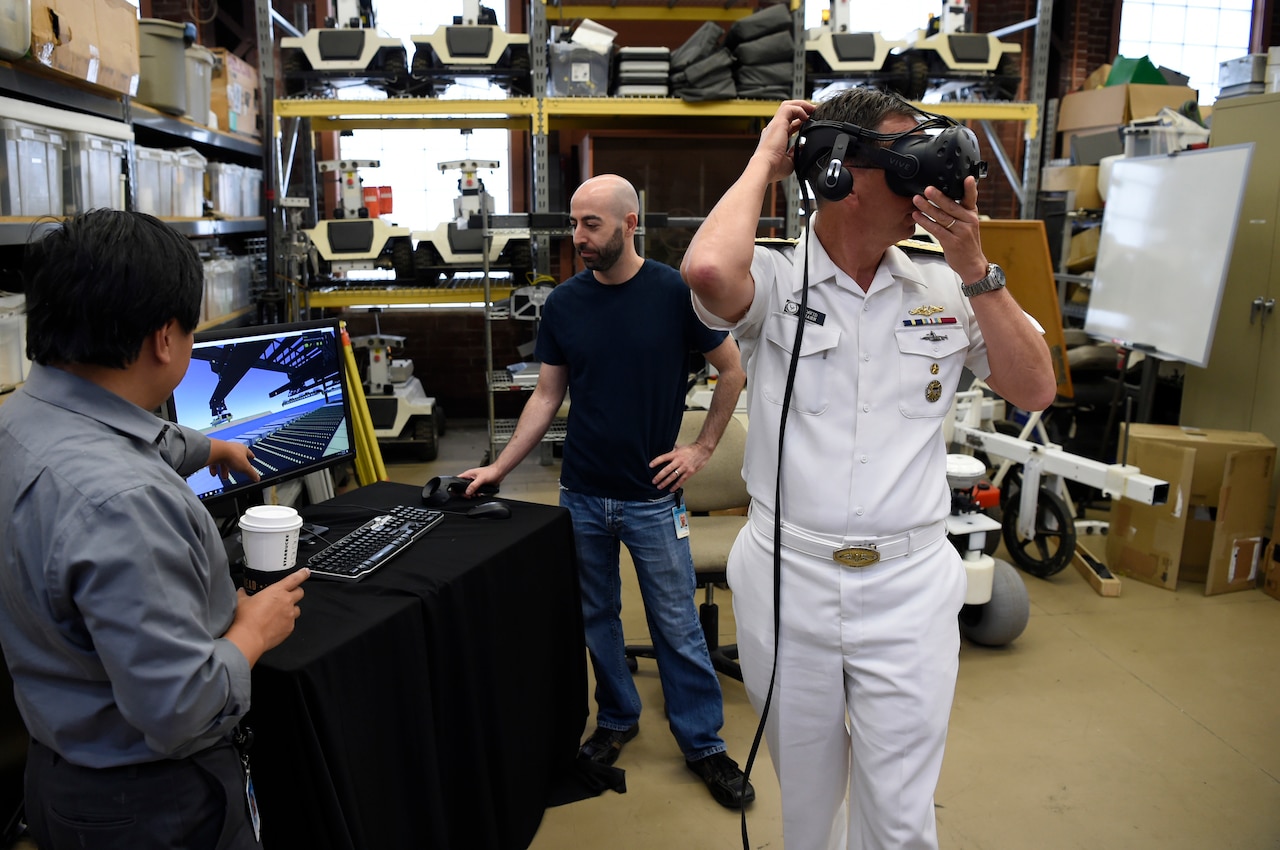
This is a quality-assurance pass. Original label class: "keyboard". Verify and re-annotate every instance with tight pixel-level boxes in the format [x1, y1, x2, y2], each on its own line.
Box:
[306, 505, 445, 581]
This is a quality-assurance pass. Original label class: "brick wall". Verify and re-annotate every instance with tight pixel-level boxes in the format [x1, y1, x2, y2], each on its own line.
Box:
[973, 0, 1122, 216]
[976, 0, 1120, 98]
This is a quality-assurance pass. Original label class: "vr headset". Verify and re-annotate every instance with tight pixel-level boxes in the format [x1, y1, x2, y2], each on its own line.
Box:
[792, 105, 988, 203]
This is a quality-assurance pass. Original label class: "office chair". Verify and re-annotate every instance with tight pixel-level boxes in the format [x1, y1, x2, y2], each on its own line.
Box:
[626, 408, 748, 681]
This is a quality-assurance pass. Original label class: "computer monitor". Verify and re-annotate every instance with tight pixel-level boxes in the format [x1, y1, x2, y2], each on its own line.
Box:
[166, 319, 356, 509]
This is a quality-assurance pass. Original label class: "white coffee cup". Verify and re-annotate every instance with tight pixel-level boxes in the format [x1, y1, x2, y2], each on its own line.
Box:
[239, 505, 304, 594]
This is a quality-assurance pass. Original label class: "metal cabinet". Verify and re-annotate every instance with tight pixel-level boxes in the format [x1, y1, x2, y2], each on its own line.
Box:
[1180, 92, 1280, 492]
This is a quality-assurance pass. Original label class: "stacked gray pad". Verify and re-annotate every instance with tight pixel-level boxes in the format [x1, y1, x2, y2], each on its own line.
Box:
[726, 3, 795, 100]
[614, 46, 671, 96]
[668, 21, 735, 102]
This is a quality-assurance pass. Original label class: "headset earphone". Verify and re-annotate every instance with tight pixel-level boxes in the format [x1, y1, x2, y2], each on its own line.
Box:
[792, 104, 988, 203]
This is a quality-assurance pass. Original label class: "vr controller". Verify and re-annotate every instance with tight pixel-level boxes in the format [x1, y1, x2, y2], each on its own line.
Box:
[792, 107, 987, 203]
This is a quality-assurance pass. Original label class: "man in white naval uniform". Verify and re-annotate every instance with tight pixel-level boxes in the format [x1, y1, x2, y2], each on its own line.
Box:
[681, 89, 1057, 850]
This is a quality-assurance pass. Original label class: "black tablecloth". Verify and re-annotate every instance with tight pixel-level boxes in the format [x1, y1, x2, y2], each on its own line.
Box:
[247, 482, 588, 850]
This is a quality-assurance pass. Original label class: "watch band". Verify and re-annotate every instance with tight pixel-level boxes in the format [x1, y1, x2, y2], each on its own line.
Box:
[961, 263, 1006, 298]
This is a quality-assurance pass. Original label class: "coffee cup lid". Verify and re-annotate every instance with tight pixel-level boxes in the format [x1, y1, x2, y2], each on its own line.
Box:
[239, 504, 302, 532]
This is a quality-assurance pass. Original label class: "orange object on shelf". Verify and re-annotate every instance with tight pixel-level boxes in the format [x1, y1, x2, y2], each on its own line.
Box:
[362, 187, 381, 217]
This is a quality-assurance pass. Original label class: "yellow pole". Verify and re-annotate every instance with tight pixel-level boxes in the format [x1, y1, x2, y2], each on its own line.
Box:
[340, 322, 388, 485]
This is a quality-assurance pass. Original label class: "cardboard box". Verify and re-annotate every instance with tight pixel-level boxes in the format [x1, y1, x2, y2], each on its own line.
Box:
[210, 47, 260, 137]
[93, 0, 138, 96]
[1066, 225, 1099, 273]
[1041, 164, 1102, 210]
[1263, 501, 1280, 601]
[27, 0, 136, 95]
[1107, 425, 1275, 595]
[29, 0, 97, 81]
[1056, 83, 1197, 157]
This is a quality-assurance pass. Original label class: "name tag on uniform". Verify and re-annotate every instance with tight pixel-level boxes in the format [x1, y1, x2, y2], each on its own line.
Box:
[784, 300, 826, 326]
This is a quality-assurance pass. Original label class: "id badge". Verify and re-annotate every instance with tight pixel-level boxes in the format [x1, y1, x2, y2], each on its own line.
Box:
[673, 504, 690, 539]
[245, 764, 261, 842]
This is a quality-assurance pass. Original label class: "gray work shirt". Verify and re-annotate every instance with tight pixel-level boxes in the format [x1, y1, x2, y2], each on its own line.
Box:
[0, 363, 251, 768]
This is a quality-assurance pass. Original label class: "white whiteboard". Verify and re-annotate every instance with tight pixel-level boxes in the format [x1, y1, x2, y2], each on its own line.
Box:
[1084, 144, 1253, 367]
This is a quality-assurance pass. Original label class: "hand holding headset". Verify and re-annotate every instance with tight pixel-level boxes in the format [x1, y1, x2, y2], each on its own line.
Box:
[791, 103, 988, 202]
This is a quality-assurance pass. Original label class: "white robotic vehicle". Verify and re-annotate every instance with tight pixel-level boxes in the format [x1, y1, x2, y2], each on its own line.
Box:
[350, 321, 444, 462]
[409, 0, 531, 96]
[408, 155, 531, 284]
[806, 0, 1021, 100]
[805, 6, 916, 98]
[899, 0, 1022, 100]
[302, 160, 414, 281]
[279, 0, 406, 96]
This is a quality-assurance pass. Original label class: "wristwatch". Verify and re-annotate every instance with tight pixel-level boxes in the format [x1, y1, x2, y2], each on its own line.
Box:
[961, 263, 1006, 298]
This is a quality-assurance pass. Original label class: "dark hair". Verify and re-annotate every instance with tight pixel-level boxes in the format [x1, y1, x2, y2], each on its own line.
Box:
[805, 88, 922, 185]
[23, 210, 203, 368]
[811, 87, 918, 129]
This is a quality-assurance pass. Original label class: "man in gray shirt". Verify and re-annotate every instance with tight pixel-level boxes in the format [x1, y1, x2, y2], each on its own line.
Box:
[0, 210, 310, 849]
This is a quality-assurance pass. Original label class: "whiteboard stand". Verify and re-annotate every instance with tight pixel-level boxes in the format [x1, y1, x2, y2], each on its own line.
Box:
[1084, 145, 1253, 462]
[1098, 347, 1164, 465]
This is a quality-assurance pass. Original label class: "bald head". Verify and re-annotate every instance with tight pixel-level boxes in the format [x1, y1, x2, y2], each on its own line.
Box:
[572, 174, 640, 220]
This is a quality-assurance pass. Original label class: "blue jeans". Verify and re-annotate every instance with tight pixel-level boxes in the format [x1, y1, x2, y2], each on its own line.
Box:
[560, 488, 726, 761]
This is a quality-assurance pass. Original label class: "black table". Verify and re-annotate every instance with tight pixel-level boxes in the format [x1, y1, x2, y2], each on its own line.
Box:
[246, 482, 587, 850]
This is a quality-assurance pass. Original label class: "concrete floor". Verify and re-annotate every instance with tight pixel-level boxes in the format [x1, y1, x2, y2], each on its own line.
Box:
[387, 421, 1280, 850]
[9, 420, 1277, 850]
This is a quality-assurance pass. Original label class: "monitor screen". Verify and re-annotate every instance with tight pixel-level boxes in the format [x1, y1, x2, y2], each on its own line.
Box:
[167, 319, 356, 506]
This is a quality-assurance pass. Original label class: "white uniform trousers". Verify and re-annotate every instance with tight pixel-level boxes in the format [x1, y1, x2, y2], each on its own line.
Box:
[728, 519, 967, 850]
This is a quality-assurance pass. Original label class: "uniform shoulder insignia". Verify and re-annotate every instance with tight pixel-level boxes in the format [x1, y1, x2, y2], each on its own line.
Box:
[897, 236, 945, 257]
[755, 237, 798, 251]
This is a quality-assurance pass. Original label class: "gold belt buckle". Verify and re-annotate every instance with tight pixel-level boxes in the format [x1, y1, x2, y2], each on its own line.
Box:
[834, 546, 879, 567]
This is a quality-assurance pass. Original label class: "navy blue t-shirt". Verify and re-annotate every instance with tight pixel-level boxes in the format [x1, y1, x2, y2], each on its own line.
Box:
[535, 259, 728, 500]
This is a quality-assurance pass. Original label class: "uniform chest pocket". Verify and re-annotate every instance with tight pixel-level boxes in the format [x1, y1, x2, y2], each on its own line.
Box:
[759, 314, 842, 415]
[894, 326, 970, 418]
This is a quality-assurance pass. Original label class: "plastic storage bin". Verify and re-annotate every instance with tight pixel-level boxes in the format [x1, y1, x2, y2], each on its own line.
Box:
[232, 254, 254, 310]
[201, 252, 237, 323]
[172, 147, 208, 217]
[184, 45, 215, 125]
[138, 19, 189, 116]
[206, 161, 244, 217]
[1123, 124, 1179, 158]
[1, 118, 65, 216]
[0, 293, 28, 387]
[65, 132, 128, 214]
[241, 166, 262, 216]
[0, 0, 30, 61]
[134, 146, 177, 216]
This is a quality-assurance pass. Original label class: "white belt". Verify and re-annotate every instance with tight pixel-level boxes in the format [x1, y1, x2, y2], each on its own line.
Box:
[750, 506, 946, 567]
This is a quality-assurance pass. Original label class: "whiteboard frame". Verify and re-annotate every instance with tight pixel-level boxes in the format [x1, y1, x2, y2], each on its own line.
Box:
[1083, 143, 1253, 368]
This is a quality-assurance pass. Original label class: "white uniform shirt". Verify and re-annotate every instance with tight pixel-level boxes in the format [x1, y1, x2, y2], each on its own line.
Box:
[693, 225, 996, 539]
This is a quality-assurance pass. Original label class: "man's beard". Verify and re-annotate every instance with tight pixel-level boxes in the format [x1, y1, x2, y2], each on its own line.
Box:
[580, 227, 626, 272]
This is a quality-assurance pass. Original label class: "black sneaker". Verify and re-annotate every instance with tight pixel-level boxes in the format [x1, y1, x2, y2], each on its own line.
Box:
[687, 751, 755, 809]
[578, 723, 639, 766]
